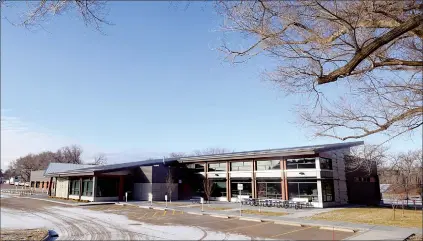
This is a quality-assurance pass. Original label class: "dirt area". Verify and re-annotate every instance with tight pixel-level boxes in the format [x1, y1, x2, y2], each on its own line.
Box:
[1, 196, 354, 240]
[309, 207, 423, 228]
[0, 229, 48, 241]
[88, 204, 353, 240]
[405, 233, 423, 241]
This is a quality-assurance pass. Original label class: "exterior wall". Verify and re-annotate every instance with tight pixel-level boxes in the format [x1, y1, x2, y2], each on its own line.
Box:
[133, 183, 178, 201]
[319, 148, 350, 207]
[55, 178, 69, 198]
[345, 159, 381, 205]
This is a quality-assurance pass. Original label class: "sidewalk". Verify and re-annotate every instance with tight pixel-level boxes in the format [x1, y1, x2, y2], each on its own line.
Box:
[124, 201, 421, 240]
[20, 196, 116, 206]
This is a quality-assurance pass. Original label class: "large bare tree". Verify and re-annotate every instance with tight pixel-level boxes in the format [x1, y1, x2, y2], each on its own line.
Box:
[346, 144, 389, 173]
[2, 0, 110, 31]
[217, 1, 422, 142]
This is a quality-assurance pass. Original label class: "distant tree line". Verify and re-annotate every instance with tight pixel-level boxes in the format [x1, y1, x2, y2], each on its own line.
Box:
[3, 145, 107, 182]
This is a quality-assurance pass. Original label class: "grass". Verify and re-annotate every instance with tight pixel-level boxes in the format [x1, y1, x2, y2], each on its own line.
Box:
[240, 209, 287, 216]
[1, 229, 48, 241]
[308, 207, 423, 228]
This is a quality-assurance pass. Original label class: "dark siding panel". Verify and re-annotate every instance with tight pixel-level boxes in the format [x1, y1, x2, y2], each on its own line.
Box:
[152, 165, 169, 183]
[133, 166, 152, 183]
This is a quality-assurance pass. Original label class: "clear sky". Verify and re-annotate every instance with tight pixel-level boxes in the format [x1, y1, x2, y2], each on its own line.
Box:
[1, 2, 421, 169]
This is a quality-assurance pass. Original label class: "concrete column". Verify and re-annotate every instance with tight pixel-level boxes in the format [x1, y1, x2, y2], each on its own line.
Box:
[92, 176, 97, 202]
[118, 176, 124, 201]
[252, 160, 256, 198]
[79, 177, 83, 200]
[226, 161, 231, 202]
[48, 177, 53, 196]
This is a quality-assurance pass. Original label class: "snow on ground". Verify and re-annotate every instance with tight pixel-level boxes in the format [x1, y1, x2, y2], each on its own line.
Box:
[1, 205, 253, 240]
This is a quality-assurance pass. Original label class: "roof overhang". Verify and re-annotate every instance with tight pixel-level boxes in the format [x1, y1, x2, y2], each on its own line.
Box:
[179, 141, 364, 163]
[179, 150, 316, 163]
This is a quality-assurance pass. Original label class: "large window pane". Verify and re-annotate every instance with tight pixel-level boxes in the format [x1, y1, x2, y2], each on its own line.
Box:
[211, 180, 227, 197]
[322, 180, 334, 202]
[96, 177, 119, 197]
[286, 158, 316, 169]
[69, 179, 80, 196]
[230, 161, 252, 171]
[82, 178, 93, 196]
[208, 163, 227, 172]
[256, 160, 280, 170]
[257, 181, 282, 199]
[288, 180, 318, 202]
[230, 180, 252, 197]
[319, 158, 332, 170]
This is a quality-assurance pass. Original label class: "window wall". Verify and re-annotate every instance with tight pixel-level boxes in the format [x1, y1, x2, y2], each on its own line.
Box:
[82, 178, 93, 196]
[210, 179, 227, 198]
[96, 177, 119, 197]
[230, 180, 252, 197]
[286, 158, 316, 169]
[187, 163, 205, 173]
[257, 179, 282, 199]
[230, 161, 252, 171]
[208, 162, 227, 172]
[322, 180, 334, 202]
[256, 160, 280, 170]
[320, 158, 333, 170]
[287, 179, 318, 202]
[69, 179, 80, 195]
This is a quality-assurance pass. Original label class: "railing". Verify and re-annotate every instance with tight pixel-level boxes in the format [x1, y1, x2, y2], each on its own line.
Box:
[240, 198, 314, 209]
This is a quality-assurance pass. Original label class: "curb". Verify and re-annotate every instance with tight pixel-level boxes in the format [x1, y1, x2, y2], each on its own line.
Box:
[187, 212, 204, 215]
[319, 226, 357, 233]
[239, 217, 263, 222]
[273, 221, 303, 227]
[210, 215, 229, 219]
[20, 197, 76, 206]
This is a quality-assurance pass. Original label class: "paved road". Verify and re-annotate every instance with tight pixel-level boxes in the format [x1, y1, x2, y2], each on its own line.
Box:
[1, 196, 354, 240]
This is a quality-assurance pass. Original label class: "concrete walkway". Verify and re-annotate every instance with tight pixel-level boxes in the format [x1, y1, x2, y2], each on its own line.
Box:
[124, 201, 421, 240]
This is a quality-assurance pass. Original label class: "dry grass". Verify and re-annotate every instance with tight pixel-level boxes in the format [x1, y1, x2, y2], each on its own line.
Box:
[309, 207, 423, 228]
[406, 233, 423, 241]
[241, 209, 287, 216]
[203, 206, 232, 211]
[0, 229, 48, 241]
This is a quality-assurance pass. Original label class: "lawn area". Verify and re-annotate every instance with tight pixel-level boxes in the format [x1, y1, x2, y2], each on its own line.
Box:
[241, 209, 287, 216]
[1, 229, 48, 240]
[308, 207, 423, 228]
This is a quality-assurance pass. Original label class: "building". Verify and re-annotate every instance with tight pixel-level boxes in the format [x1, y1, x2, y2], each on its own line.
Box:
[44, 141, 381, 208]
[30, 170, 52, 189]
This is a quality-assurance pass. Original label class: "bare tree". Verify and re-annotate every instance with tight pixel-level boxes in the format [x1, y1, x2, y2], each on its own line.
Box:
[203, 179, 214, 203]
[168, 152, 187, 158]
[192, 147, 233, 156]
[92, 153, 107, 165]
[217, 1, 422, 142]
[390, 149, 422, 206]
[165, 168, 175, 203]
[346, 144, 389, 173]
[3, 0, 110, 31]
[58, 145, 83, 164]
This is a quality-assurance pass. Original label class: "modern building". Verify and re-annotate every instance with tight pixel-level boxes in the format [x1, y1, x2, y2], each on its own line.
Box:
[30, 170, 53, 189]
[44, 141, 381, 208]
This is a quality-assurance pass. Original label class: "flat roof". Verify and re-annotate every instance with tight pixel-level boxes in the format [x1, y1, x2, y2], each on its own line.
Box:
[49, 158, 178, 176]
[47, 141, 363, 176]
[178, 141, 364, 163]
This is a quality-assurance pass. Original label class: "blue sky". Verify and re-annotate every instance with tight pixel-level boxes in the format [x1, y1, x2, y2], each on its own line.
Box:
[1, 2, 421, 169]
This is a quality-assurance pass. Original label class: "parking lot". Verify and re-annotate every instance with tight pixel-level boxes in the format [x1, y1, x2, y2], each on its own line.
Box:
[88, 204, 355, 240]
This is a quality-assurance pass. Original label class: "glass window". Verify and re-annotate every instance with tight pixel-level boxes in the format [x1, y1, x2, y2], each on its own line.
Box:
[322, 180, 334, 202]
[257, 181, 282, 199]
[187, 163, 205, 172]
[208, 163, 227, 172]
[96, 177, 119, 197]
[82, 178, 93, 196]
[320, 158, 332, 170]
[286, 158, 316, 169]
[211, 180, 227, 197]
[230, 161, 252, 171]
[288, 180, 318, 202]
[256, 160, 280, 170]
[230, 181, 252, 197]
[69, 179, 80, 195]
